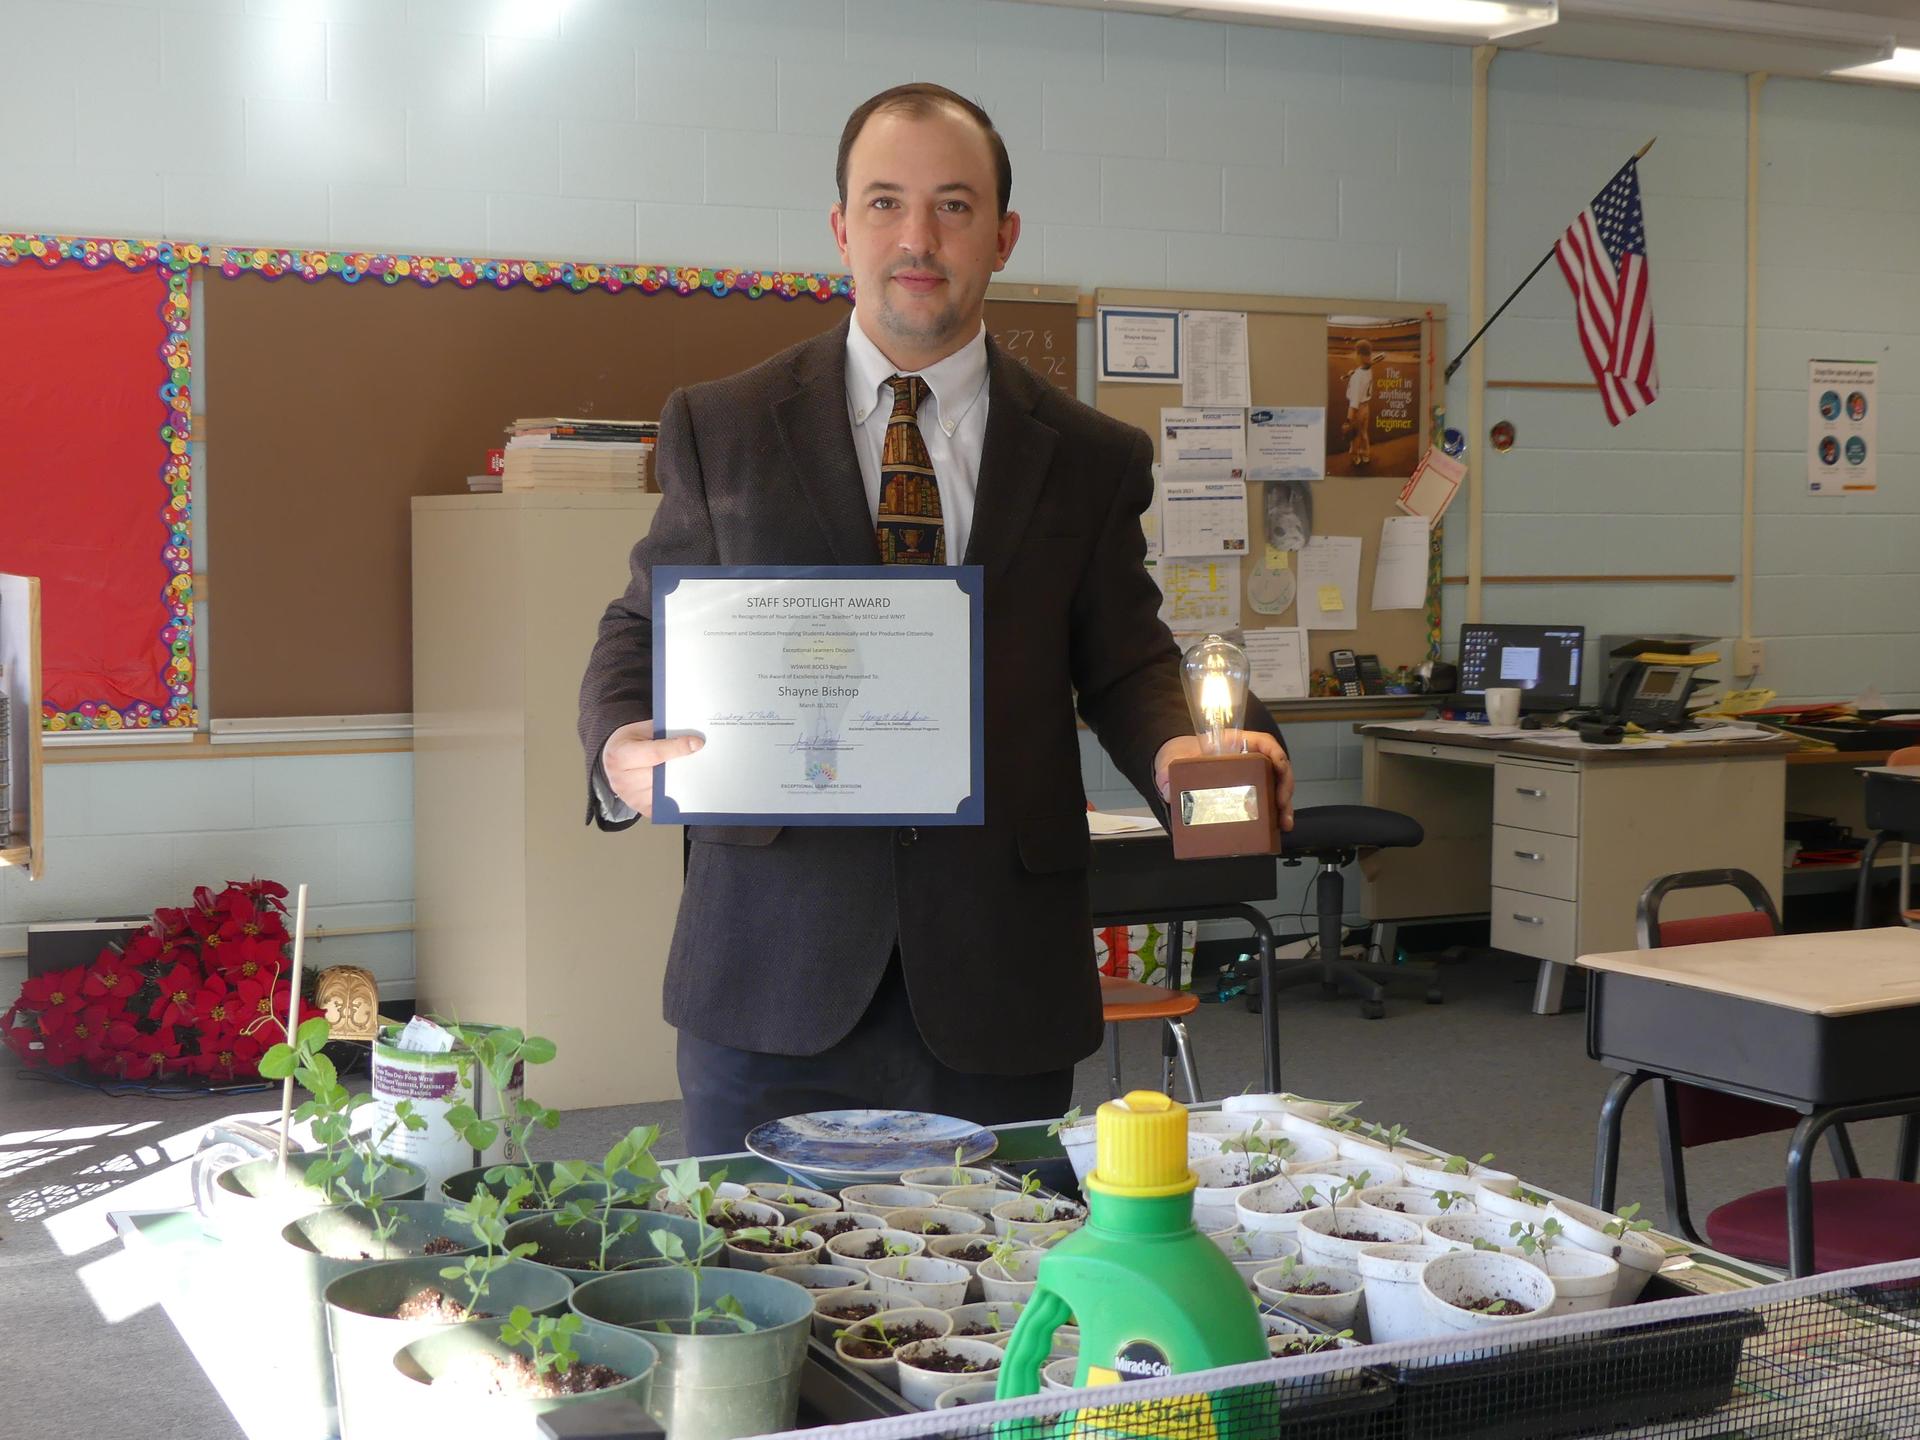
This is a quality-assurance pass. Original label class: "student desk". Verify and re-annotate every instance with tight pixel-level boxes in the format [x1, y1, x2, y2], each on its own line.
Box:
[1583, 927, 1920, 1276]
[1357, 724, 1798, 1014]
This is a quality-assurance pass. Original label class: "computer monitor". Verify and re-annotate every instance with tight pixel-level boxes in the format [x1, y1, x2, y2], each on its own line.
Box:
[1456, 624, 1585, 711]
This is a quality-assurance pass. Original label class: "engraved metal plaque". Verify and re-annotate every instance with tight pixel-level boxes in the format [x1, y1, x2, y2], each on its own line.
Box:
[1180, 784, 1259, 827]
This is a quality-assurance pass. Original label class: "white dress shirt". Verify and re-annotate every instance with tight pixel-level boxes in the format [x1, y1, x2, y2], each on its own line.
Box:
[596, 319, 993, 821]
[845, 317, 991, 565]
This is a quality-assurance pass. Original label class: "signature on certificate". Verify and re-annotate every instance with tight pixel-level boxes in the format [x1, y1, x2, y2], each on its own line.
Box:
[857, 709, 931, 726]
[709, 709, 781, 723]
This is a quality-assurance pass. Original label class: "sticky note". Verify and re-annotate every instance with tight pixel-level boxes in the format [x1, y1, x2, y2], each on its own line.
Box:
[1318, 585, 1345, 612]
[1264, 544, 1290, 570]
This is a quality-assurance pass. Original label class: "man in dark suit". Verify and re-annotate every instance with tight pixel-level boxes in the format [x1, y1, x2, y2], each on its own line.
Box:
[579, 83, 1293, 1156]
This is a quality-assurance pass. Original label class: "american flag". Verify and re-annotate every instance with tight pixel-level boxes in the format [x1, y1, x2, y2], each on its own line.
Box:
[1554, 159, 1658, 426]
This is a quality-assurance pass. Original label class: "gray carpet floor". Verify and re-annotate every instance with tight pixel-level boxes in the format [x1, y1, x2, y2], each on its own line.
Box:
[2, 949, 1901, 1439]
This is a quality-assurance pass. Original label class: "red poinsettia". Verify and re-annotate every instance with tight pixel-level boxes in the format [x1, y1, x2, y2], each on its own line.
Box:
[1, 878, 315, 1084]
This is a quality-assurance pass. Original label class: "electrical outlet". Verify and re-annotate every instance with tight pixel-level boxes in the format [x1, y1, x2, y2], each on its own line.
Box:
[1735, 638, 1765, 674]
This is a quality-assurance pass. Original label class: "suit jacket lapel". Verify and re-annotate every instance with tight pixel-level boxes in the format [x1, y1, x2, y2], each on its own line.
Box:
[773, 319, 880, 566]
[965, 340, 1057, 584]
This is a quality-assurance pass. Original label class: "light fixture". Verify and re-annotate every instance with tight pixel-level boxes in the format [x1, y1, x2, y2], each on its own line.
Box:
[1165, 0, 1558, 42]
[1167, 635, 1279, 860]
[1836, 47, 1920, 86]
[1529, 1, 1896, 79]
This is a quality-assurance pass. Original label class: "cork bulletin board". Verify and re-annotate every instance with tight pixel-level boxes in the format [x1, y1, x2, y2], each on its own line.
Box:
[1094, 287, 1445, 697]
[202, 277, 1075, 721]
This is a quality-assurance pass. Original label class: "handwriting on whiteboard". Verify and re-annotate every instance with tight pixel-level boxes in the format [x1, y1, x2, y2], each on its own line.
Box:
[991, 325, 1073, 389]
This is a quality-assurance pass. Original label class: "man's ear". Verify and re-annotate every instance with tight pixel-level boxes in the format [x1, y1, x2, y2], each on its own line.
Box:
[994, 210, 1022, 272]
[829, 203, 851, 265]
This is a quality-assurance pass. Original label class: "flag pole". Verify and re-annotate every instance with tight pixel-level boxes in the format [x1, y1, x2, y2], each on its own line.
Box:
[1443, 137, 1657, 384]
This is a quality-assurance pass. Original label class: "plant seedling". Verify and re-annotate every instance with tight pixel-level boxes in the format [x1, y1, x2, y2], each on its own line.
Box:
[1470, 1237, 1504, 1253]
[442, 1024, 563, 1209]
[1045, 1106, 1083, 1139]
[1441, 1152, 1495, 1176]
[1602, 1202, 1653, 1239]
[883, 1237, 915, 1258]
[258, 1015, 427, 1252]
[1429, 1189, 1473, 1214]
[646, 1157, 766, 1333]
[1509, 1218, 1564, 1257]
[445, 1180, 539, 1318]
[500, 1307, 582, 1377]
[1513, 1183, 1553, 1207]
[1017, 1171, 1044, 1199]
[550, 1123, 662, 1273]
[1303, 1171, 1372, 1237]
[1362, 1122, 1410, 1154]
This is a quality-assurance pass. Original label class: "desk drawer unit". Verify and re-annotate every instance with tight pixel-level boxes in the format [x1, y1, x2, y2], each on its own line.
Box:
[1492, 887, 1578, 963]
[1493, 760, 1580, 836]
[1492, 824, 1578, 901]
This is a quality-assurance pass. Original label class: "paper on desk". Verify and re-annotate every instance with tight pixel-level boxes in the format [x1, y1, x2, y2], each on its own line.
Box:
[1244, 626, 1309, 700]
[1150, 558, 1240, 632]
[1296, 536, 1360, 631]
[1371, 514, 1429, 610]
[1161, 406, 1246, 478]
[1180, 310, 1251, 408]
[1088, 810, 1163, 835]
[1161, 476, 1250, 558]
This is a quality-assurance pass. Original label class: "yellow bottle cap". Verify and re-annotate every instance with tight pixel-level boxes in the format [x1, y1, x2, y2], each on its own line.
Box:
[1087, 1090, 1196, 1199]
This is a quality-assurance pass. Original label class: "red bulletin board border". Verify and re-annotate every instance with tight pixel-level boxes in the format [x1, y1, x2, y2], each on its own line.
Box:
[0, 235, 195, 732]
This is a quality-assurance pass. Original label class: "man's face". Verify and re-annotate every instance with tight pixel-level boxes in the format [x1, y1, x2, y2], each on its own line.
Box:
[831, 105, 1020, 367]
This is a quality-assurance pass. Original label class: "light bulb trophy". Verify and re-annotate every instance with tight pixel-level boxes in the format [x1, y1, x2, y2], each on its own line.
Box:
[1166, 634, 1279, 860]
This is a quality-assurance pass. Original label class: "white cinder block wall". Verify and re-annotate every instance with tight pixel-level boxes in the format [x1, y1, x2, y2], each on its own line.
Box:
[1, 0, 1914, 993]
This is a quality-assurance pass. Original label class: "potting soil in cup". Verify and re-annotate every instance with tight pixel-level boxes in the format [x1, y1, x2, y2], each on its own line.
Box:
[370, 1019, 522, 1189]
[996, 1092, 1267, 1431]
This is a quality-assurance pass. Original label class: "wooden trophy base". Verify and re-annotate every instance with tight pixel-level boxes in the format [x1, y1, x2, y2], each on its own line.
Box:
[1167, 751, 1280, 860]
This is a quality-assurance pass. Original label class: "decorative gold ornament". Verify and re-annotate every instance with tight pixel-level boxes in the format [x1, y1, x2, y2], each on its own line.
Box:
[315, 965, 379, 1041]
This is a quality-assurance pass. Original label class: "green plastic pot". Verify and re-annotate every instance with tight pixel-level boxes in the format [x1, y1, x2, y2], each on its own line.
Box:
[272, 1202, 477, 1434]
[324, 1255, 572, 1440]
[389, 1316, 658, 1432]
[209, 1152, 425, 1245]
[439, 1160, 655, 1211]
[570, 1265, 812, 1440]
[505, 1210, 702, 1284]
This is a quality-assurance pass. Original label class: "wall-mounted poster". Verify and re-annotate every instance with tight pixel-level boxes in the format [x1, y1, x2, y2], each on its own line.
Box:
[1326, 317, 1423, 478]
[1807, 359, 1877, 497]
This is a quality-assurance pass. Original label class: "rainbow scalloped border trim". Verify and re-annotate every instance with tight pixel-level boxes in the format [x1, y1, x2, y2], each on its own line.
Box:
[0, 234, 197, 732]
[205, 245, 855, 301]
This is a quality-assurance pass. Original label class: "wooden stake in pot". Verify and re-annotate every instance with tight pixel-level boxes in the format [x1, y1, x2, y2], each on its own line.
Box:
[275, 883, 311, 1177]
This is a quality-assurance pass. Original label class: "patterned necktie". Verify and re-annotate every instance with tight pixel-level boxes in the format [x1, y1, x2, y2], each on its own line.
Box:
[874, 374, 945, 565]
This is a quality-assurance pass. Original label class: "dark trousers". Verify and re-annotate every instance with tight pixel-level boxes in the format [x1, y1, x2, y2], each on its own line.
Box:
[675, 957, 1076, 1158]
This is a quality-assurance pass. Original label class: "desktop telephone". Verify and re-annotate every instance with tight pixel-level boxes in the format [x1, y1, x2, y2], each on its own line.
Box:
[1331, 650, 1385, 697]
[1602, 661, 1697, 730]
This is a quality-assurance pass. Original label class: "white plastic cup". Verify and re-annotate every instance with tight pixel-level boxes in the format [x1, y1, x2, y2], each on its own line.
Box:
[1484, 687, 1523, 727]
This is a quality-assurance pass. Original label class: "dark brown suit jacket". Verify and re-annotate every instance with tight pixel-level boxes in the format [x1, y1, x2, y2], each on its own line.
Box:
[578, 319, 1192, 1073]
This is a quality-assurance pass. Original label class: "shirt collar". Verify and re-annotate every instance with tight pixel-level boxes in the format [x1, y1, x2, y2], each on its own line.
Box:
[845, 318, 989, 438]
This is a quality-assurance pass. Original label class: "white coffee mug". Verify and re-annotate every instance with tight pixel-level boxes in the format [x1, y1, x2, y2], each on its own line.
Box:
[1484, 687, 1523, 727]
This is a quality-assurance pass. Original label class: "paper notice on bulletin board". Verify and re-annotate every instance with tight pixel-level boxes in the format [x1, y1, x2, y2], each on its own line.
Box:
[1808, 360, 1878, 496]
[1150, 559, 1240, 633]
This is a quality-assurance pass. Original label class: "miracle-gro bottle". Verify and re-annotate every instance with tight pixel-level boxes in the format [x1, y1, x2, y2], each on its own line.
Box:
[995, 1092, 1268, 1437]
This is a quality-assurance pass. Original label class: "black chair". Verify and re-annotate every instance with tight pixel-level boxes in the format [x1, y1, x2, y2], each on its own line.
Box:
[1853, 747, 1920, 930]
[1259, 805, 1434, 1019]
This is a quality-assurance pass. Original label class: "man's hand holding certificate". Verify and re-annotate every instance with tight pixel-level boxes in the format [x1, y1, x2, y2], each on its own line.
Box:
[650, 566, 984, 825]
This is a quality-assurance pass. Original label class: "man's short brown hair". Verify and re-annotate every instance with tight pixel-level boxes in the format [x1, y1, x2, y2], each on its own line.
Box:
[836, 83, 1012, 218]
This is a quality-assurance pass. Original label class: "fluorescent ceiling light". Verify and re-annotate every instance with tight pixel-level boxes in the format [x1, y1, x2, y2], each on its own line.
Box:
[1837, 46, 1920, 84]
[1168, 1, 1558, 43]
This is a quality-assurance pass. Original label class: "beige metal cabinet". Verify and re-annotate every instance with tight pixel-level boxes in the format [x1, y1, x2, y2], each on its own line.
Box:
[1362, 731, 1788, 1013]
[412, 493, 680, 1108]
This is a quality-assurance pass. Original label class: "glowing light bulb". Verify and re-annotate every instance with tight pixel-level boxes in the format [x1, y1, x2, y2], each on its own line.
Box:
[1182, 635, 1250, 757]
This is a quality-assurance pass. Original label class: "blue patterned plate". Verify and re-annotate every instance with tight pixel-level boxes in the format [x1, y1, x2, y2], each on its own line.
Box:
[745, 1109, 999, 1184]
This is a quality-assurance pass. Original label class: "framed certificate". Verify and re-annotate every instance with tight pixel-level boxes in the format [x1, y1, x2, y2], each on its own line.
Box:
[651, 566, 984, 825]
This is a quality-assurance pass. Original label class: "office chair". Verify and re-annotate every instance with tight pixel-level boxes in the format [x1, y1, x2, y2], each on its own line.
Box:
[1853, 746, 1920, 930]
[1259, 805, 1435, 1019]
[1634, 868, 1920, 1272]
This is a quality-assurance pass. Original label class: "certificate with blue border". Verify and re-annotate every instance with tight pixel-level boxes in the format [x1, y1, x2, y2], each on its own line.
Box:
[1098, 306, 1181, 384]
[651, 566, 984, 825]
